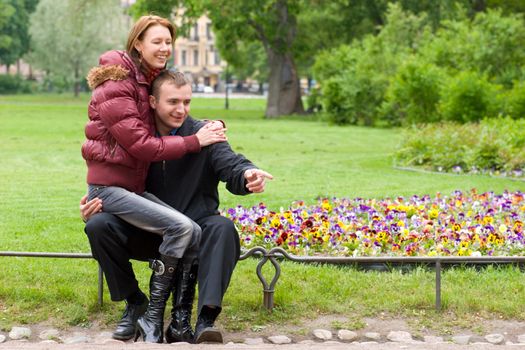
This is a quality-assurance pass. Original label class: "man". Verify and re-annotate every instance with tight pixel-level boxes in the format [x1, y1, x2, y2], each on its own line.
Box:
[81, 70, 273, 343]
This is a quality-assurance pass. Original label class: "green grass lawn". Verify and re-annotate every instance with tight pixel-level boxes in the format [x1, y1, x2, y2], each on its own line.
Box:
[0, 93, 524, 334]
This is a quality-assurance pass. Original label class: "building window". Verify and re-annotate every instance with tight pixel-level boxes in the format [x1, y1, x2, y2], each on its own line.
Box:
[206, 23, 212, 39]
[214, 51, 221, 65]
[181, 50, 187, 66]
[193, 23, 199, 41]
[205, 50, 208, 65]
[193, 50, 199, 66]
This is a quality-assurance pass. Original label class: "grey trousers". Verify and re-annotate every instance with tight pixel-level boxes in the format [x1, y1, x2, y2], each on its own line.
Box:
[87, 185, 200, 258]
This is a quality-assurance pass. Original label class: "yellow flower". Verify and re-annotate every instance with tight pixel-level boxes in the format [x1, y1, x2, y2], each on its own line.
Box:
[483, 216, 494, 225]
[498, 224, 507, 234]
[429, 209, 439, 219]
[321, 200, 332, 212]
[458, 248, 471, 256]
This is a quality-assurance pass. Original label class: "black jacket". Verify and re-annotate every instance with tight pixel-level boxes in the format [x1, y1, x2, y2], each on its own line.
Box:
[146, 116, 256, 221]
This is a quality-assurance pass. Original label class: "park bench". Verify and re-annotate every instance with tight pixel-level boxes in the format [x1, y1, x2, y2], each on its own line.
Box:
[2, 248, 525, 311]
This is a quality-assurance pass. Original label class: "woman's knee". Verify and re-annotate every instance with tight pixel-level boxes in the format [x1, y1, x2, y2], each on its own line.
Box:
[167, 217, 197, 243]
[192, 221, 202, 243]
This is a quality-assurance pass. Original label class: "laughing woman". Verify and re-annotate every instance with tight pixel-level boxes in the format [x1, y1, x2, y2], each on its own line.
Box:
[81, 15, 226, 343]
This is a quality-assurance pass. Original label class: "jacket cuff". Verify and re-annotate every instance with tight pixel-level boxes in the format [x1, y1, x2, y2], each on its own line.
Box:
[183, 135, 201, 153]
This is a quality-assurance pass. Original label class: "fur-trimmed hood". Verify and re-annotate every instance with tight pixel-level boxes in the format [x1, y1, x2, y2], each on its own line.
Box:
[87, 64, 129, 90]
[86, 50, 134, 90]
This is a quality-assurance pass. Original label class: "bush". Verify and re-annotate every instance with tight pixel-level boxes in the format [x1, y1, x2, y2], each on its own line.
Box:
[419, 9, 525, 86]
[0, 74, 32, 94]
[502, 81, 525, 119]
[439, 71, 502, 123]
[395, 117, 525, 176]
[305, 86, 322, 113]
[313, 6, 525, 126]
[381, 60, 445, 125]
[313, 4, 428, 125]
[321, 68, 387, 125]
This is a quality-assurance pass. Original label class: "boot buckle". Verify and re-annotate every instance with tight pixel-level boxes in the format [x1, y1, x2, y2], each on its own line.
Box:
[149, 259, 165, 276]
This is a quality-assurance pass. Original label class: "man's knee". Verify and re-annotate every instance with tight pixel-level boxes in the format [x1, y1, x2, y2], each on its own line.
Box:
[203, 217, 239, 246]
[84, 213, 116, 240]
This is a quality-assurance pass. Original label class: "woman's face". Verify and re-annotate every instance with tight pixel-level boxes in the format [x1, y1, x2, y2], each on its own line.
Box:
[135, 24, 172, 69]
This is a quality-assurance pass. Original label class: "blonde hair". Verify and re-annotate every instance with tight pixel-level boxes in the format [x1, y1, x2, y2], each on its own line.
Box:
[126, 15, 175, 65]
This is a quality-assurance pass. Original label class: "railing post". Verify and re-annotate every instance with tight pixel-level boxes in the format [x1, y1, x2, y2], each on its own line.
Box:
[239, 247, 282, 311]
[98, 264, 104, 306]
[435, 259, 441, 311]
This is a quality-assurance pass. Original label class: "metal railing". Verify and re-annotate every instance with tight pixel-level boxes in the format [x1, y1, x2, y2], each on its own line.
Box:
[239, 247, 525, 311]
[0, 251, 104, 306]
[3, 248, 525, 311]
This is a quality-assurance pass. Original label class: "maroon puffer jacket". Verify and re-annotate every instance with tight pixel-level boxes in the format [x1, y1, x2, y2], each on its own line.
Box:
[81, 50, 200, 193]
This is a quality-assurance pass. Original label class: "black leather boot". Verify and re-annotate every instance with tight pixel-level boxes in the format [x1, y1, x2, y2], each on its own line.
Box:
[111, 297, 148, 340]
[194, 306, 223, 344]
[165, 260, 198, 343]
[135, 255, 178, 343]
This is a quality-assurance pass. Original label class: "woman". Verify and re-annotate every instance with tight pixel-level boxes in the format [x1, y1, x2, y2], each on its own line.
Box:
[82, 15, 225, 343]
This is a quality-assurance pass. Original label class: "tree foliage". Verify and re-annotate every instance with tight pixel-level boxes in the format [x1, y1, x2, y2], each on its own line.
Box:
[132, 0, 305, 117]
[0, 0, 38, 68]
[28, 0, 127, 96]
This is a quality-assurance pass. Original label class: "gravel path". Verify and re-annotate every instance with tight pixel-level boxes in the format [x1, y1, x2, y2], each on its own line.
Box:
[0, 342, 522, 350]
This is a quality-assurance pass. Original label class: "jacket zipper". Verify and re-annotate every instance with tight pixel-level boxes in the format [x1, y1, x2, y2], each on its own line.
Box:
[109, 139, 117, 158]
[162, 160, 167, 188]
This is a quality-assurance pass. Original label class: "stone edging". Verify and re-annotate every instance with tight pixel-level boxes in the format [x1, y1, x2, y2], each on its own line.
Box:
[2, 326, 525, 346]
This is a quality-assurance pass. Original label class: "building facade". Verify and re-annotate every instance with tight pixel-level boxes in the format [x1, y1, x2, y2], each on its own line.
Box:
[173, 15, 225, 92]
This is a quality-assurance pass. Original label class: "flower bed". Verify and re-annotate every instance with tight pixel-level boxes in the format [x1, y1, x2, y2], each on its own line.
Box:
[224, 189, 525, 257]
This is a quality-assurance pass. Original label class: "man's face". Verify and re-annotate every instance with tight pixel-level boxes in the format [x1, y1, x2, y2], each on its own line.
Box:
[150, 82, 192, 135]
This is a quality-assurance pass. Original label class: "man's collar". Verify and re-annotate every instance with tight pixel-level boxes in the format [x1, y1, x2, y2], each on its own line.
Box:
[155, 128, 178, 137]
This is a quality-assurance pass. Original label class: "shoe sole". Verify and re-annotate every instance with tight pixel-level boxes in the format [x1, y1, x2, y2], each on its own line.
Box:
[112, 333, 134, 341]
[195, 327, 223, 344]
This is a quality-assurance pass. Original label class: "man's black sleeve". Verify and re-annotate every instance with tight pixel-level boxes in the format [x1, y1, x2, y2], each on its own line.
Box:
[208, 141, 257, 195]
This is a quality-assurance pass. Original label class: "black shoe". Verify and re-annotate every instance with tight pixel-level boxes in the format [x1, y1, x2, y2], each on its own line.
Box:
[135, 256, 179, 343]
[165, 260, 198, 344]
[194, 307, 223, 344]
[112, 298, 148, 340]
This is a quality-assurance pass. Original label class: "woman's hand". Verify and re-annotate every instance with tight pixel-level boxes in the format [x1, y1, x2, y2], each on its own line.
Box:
[196, 122, 227, 147]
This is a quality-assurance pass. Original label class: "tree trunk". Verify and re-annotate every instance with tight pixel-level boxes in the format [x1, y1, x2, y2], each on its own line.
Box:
[74, 66, 80, 97]
[265, 48, 304, 117]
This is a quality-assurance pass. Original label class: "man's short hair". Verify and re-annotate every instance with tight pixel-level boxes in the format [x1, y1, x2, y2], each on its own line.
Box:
[151, 70, 192, 98]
